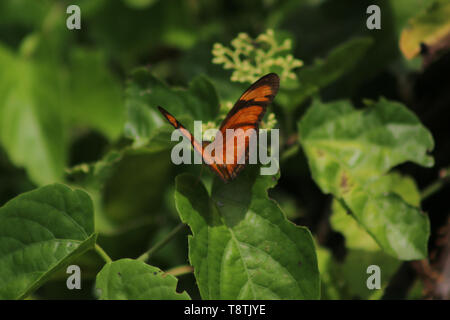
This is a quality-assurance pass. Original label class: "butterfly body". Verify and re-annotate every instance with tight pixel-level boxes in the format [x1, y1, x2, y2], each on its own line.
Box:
[158, 73, 279, 182]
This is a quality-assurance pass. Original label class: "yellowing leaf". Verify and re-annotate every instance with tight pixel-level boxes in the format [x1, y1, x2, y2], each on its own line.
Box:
[400, 0, 450, 59]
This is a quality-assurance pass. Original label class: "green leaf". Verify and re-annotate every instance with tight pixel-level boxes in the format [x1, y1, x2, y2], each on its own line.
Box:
[400, 0, 450, 59]
[319, 173, 418, 298]
[331, 200, 381, 253]
[124, 68, 219, 147]
[65, 48, 125, 140]
[0, 45, 67, 185]
[330, 172, 422, 252]
[328, 174, 411, 298]
[299, 98, 433, 260]
[277, 37, 373, 109]
[67, 147, 172, 234]
[391, 0, 435, 35]
[175, 167, 319, 299]
[96, 258, 190, 299]
[65, 150, 124, 192]
[325, 173, 419, 298]
[0, 184, 96, 299]
[186, 75, 220, 121]
[317, 246, 401, 300]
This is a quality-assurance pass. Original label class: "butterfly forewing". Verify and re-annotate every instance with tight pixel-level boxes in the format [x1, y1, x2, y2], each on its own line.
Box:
[214, 73, 279, 180]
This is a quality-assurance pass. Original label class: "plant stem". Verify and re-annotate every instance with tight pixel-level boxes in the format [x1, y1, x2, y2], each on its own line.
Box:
[421, 168, 450, 201]
[164, 265, 194, 277]
[138, 223, 186, 262]
[421, 179, 447, 201]
[95, 244, 113, 264]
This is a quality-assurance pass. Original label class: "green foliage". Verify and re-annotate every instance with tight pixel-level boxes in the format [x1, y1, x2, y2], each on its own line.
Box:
[298, 98, 433, 260]
[0, 0, 446, 301]
[0, 45, 67, 186]
[277, 37, 374, 109]
[123, 0, 159, 10]
[400, 0, 450, 59]
[331, 172, 421, 251]
[318, 172, 421, 299]
[65, 48, 125, 140]
[317, 245, 400, 300]
[96, 259, 190, 299]
[124, 68, 219, 147]
[175, 168, 320, 299]
[0, 184, 96, 299]
[0, 6, 125, 186]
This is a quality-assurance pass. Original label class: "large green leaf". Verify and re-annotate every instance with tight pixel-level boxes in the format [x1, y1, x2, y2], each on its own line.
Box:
[124, 68, 219, 147]
[0, 45, 67, 186]
[96, 258, 190, 299]
[0, 184, 96, 299]
[299, 98, 433, 260]
[175, 167, 319, 299]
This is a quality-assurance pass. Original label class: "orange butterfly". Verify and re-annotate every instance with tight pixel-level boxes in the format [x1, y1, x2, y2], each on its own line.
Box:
[158, 73, 279, 182]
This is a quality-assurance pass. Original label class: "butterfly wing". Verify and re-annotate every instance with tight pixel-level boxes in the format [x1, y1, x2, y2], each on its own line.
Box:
[157, 106, 229, 182]
[158, 73, 279, 183]
[214, 73, 280, 180]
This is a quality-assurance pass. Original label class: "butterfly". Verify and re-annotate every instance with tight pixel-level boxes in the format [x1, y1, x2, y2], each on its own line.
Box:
[158, 73, 279, 182]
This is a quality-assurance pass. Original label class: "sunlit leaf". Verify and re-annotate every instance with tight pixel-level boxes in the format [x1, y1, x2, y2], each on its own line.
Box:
[299, 98, 433, 260]
[0, 45, 67, 186]
[330, 172, 422, 252]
